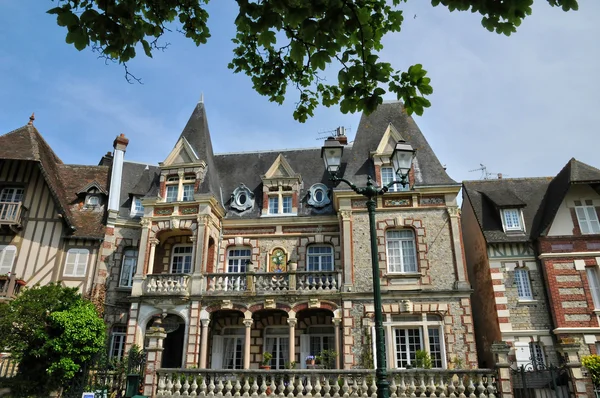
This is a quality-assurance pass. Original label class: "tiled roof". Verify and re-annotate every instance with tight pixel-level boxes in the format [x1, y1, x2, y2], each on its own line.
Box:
[462, 178, 552, 243]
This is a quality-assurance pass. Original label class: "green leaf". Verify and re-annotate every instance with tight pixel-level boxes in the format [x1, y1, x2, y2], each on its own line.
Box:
[56, 11, 78, 28]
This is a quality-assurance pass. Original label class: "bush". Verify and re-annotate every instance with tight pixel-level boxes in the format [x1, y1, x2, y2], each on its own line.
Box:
[582, 355, 600, 385]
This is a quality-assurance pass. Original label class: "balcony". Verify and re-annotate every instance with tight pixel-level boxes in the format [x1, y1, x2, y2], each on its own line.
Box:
[0, 202, 23, 227]
[154, 368, 497, 397]
[205, 271, 341, 294]
[0, 274, 25, 301]
[143, 274, 191, 296]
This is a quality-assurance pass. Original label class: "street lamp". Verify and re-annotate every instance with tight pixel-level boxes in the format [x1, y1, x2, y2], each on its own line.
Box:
[321, 136, 416, 398]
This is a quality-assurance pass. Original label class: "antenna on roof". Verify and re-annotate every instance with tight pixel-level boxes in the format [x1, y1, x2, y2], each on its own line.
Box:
[199, 92, 204, 104]
[315, 126, 352, 141]
[469, 164, 506, 180]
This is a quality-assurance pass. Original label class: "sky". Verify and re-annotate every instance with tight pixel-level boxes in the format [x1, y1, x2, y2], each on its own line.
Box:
[0, 1, 599, 184]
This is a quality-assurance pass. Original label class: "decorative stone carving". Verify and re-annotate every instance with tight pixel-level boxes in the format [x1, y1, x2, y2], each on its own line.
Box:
[230, 183, 255, 211]
[309, 298, 320, 308]
[307, 183, 331, 208]
[221, 300, 233, 310]
[265, 299, 276, 309]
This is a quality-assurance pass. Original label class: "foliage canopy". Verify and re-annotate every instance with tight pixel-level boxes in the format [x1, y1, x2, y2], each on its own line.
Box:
[47, 0, 578, 121]
[0, 284, 106, 395]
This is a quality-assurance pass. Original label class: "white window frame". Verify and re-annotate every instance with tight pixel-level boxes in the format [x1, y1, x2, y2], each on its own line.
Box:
[529, 342, 545, 368]
[307, 245, 334, 272]
[109, 325, 127, 360]
[130, 196, 144, 217]
[119, 249, 138, 287]
[171, 245, 193, 274]
[514, 268, 534, 300]
[0, 245, 17, 275]
[182, 183, 194, 201]
[385, 314, 445, 369]
[575, 200, 600, 235]
[282, 196, 293, 213]
[381, 166, 409, 192]
[587, 266, 600, 309]
[264, 327, 290, 370]
[63, 248, 89, 277]
[502, 208, 523, 232]
[226, 248, 251, 291]
[268, 196, 279, 214]
[386, 230, 417, 273]
[265, 186, 296, 216]
[165, 185, 178, 203]
[86, 195, 100, 207]
[0, 187, 24, 203]
[220, 328, 245, 370]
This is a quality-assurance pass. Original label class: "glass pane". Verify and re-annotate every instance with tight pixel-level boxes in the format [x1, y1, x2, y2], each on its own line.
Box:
[428, 328, 442, 368]
[269, 197, 278, 214]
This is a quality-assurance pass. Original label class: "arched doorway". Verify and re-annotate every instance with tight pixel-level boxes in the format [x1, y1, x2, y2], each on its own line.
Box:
[147, 314, 186, 368]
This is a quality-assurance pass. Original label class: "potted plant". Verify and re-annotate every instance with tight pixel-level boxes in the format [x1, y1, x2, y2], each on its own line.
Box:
[285, 361, 297, 369]
[305, 355, 316, 365]
[261, 352, 273, 369]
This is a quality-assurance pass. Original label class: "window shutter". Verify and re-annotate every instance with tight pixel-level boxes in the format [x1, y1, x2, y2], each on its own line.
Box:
[64, 250, 77, 276]
[586, 207, 600, 234]
[75, 250, 89, 277]
[211, 335, 224, 369]
[300, 334, 310, 369]
[0, 246, 16, 274]
[576, 207, 591, 234]
[514, 342, 531, 369]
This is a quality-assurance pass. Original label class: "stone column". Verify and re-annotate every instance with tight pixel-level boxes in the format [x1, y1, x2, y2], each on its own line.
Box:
[333, 318, 342, 369]
[190, 215, 209, 295]
[339, 210, 354, 291]
[143, 320, 167, 397]
[243, 319, 253, 369]
[186, 301, 201, 367]
[132, 219, 151, 297]
[288, 318, 298, 364]
[491, 341, 513, 398]
[199, 318, 210, 368]
[447, 206, 470, 289]
[147, 238, 159, 275]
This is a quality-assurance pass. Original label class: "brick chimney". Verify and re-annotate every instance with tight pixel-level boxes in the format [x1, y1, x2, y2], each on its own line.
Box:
[498, 173, 503, 180]
[335, 126, 348, 145]
[108, 134, 129, 212]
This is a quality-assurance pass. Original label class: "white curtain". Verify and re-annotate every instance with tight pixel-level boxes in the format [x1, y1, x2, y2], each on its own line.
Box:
[280, 338, 289, 368]
[223, 337, 236, 369]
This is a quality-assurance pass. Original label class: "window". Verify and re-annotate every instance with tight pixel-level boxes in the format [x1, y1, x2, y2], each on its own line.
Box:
[109, 325, 127, 360]
[530, 342, 545, 367]
[575, 200, 600, 235]
[131, 196, 144, 217]
[182, 184, 194, 201]
[166, 185, 178, 203]
[308, 183, 331, 208]
[300, 326, 335, 369]
[282, 196, 292, 213]
[386, 230, 417, 273]
[0, 245, 17, 275]
[265, 328, 289, 370]
[268, 197, 279, 214]
[63, 248, 89, 277]
[381, 167, 409, 192]
[231, 184, 255, 212]
[0, 187, 24, 203]
[226, 248, 251, 291]
[119, 249, 138, 287]
[587, 266, 600, 309]
[388, 315, 444, 369]
[514, 268, 533, 300]
[86, 195, 100, 206]
[502, 209, 523, 231]
[307, 246, 334, 271]
[171, 245, 193, 273]
[212, 328, 245, 370]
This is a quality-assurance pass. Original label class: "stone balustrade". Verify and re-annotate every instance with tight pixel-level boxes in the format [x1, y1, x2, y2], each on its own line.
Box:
[154, 368, 497, 398]
[143, 274, 190, 295]
[205, 271, 341, 294]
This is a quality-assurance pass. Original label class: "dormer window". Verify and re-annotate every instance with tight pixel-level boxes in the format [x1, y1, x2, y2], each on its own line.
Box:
[231, 184, 254, 212]
[381, 166, 409, 192]
[164, 174, 195, 203]
[502, 208, 523, 232]
[307, 183, 331, 208]
[86, 195, 100, 207]
[267, 188, 294, 215]
[575, 200, 600, 235]
[130, 196, 144, 217]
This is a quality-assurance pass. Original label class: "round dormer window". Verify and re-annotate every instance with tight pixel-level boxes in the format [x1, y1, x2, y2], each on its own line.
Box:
[231, 184, 254, 212]
[308, 183, 331, 208]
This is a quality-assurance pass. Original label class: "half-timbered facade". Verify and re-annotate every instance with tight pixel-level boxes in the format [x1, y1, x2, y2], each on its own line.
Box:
[98, 100, 476, 381]
[0, 115, 109, 301]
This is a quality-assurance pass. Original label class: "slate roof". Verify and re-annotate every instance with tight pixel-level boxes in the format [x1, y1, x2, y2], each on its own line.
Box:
[536, 158, 600, 237]
[117, 101, 458, 219]
[58, 164, 110, 238]
[462, 178, 552, 243]
[345, 102, 457, 187]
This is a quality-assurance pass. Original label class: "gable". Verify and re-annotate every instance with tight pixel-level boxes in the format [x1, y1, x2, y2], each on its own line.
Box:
[373, 123, 405, 156]
[547, 184, 600, 236]
[262, 154, 300, 180]
[163, 137, 200, 166]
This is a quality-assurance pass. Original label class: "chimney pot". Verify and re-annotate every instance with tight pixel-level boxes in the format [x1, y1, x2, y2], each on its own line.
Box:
[498, 173, 503, 179]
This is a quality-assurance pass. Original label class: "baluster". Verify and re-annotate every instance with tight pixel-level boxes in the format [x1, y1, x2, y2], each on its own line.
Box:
[390, 376, 398, 398]
[476, 375, 485, 398]
[174, 375, 183, 395]
[314, 377, 322, 398]
[331, 376, 341, 398]
[297, 275, 305, 290]
[158, 373, 167, 395]
[428, 374, 437, 398]
[295, 374, 304, 398]
[486, 374, 496, 398]
[251, 376, 259, 398]
[418, 374, 426, 398]
[305, 376, 314, 398]
[190, 375, 199, 396]
[360, 378, 368, 398]
[341, 375, 349, 398]
[242, 377, 251, 398]
[286, 374, 295, 398]
[199, 375, 208, 398]
[323, 376, 332, 398]
[447, 374, 456, 398]
[398, 374, 407, 398]
[369, 377, 377, 398]
[183, 376, 191, 396]
[467, 376, 476, 398]
[277, 376, 285, 398]
[456, 375, 466, 398]
[331, 275, 338, 291]
[407, 373, 416, 398]
[166, 373, 175, 395]
[208, 375, 216, 398]
[224, 379, 233, 397]
[234, 378, 242, 398]
[260, 375, 268, 397]
[437, 375, 447, 398]
[317, 276, 324, 291]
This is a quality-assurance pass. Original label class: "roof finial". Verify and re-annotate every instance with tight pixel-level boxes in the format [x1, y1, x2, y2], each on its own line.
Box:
[28, 112, 35, 126]
[199, 92, 204, 104]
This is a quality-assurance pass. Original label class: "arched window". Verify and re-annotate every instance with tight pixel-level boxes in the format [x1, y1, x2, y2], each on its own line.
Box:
[307, 245, 333, 272]
[119, 249, 138, 287]
[386, 230, 417, 273]
[63, 248, 89, 277]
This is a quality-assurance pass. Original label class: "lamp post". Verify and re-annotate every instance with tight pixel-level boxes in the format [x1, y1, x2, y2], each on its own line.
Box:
[321, 137, 416, 398]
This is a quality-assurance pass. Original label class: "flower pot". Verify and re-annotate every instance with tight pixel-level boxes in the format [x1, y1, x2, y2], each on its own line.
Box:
[289, 262, 297, 271]
[306, 360, 315, 365]
[260, 365, 271, 370]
